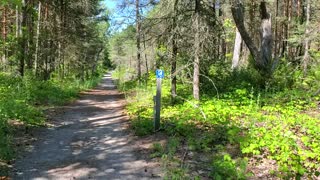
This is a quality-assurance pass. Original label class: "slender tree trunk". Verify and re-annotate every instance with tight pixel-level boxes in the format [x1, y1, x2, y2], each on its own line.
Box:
[287, 0, 293, 59]
[281, 0, 288, 57]
[26, 0, 34, 69]
[218, 6, 226, 61]
[16, 6, 20, 38]
[58, 0, 65, 79]
[171, 42, 177, 97]
[142, 33, 149, 77]
[232, 28, 242, 70]
[19, 0, 27, 76]
[193, 0, 200, 100]
[135, 0, 141, 80]
[62, 0, 68, 79]
[171, 0, 178, 100]
[35, 1, 41, 75]
[302, 0, 310, 75]
[297, 0, 301, 18]
[273, 0, 279, 58]
[1, 6, 7, 69]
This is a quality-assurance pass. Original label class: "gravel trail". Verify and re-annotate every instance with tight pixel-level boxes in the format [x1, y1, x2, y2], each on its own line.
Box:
[11, 74, 160, 180]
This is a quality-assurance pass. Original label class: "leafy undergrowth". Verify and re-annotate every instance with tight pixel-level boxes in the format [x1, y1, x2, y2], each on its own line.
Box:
[0, 72, 103, 174]
[115, 71, 320, 179]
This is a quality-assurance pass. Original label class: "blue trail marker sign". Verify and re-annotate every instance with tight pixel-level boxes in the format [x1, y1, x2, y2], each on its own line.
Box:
[156, 69, 164, 79]
[154, 70, 164, 131]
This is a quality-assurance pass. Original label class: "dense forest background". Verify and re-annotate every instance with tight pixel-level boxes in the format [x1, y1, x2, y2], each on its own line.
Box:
[110, 0, 320, 179]
[0, 0, 319, 179]
[0, 0, 110, 173]
[111, 0, 320, 94]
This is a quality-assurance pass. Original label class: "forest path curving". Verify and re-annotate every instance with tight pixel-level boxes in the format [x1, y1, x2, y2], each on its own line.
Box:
[11, 74, 160, 180]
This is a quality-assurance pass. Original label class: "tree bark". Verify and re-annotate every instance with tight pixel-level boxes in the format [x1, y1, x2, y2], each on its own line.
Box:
[260, 1, 272, 71]
[273, 0, 279, 58]
[142, 33, 149, 77]
[1, 6, 7, 69]
[302, 0, 310, 75]
[231, 0, 272, 74]
[136, 0, 142, 80]
[231, 1, 261, 69]
[171, 0, 178, 100]
[19, 0, 27, 76]
[232, 28, 242, 70]
[35, 1, 41, 75]
[193, 0, 200, 100]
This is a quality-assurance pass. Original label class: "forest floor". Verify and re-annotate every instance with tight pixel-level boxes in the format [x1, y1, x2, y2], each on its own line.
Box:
[9, 74, 162, 179]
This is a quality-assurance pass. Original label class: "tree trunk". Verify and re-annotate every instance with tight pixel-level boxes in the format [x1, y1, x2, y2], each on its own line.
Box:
[171, 0, 178, 100]
[232, 28, 242, 70]
[231, 0, 272, 74]
[287, 0, 293, 59]
[142, 33, 149, 77]
[58, 0, 65, 79]
[260, 1, 272, 72]
[1, 6, 7, 69]
[19, 0, 27, 76]
[281, 0, 288, 57]
[302, 0, 310, 75]
[35, 1, 41, 75]
[193, 0, 200, 100]
[231, 1, 261, 69]
[26, 0, 34, 70]
[135, 0, 141, 80]
[273, 0, 279, 58]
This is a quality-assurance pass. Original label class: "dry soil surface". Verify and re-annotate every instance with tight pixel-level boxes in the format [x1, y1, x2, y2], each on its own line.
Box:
[11, 74, 161, 180]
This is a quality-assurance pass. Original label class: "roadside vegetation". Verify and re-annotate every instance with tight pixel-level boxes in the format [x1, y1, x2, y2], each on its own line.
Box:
[0, 0, 111, 176]
[114, 65, 320, 179]
[0, 71, 105, 175]
[109, 0, 320, 178]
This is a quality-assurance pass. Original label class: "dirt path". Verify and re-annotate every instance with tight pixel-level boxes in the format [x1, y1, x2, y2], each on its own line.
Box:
[11, 74, 161, 180]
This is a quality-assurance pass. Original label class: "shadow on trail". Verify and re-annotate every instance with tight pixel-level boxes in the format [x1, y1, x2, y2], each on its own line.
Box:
[11, 74, 160, 180]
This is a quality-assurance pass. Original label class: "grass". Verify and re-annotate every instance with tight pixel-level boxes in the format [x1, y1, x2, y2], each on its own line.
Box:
[0, 71, 104, 175]
[114, 68, 320, 179]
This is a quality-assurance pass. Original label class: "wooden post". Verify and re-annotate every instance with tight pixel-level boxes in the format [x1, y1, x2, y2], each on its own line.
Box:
[154, 78, 161, 131]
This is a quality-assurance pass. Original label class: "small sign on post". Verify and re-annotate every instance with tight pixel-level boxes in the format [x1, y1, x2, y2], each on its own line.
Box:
[156, 69, 164, 79]
[154, 70, 164, 131]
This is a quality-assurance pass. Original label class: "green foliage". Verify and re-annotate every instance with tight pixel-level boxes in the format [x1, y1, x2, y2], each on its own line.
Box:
[211, 154, 249, 180]
[162, 154, 190, 180]
[151, 137, 180, 159]
[151, 142, 165, 158]
[131, 118, 154, 136]
[0, 72, 103, 162]
[0, 121, 13, 161]
[120, 66, 320, 179]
